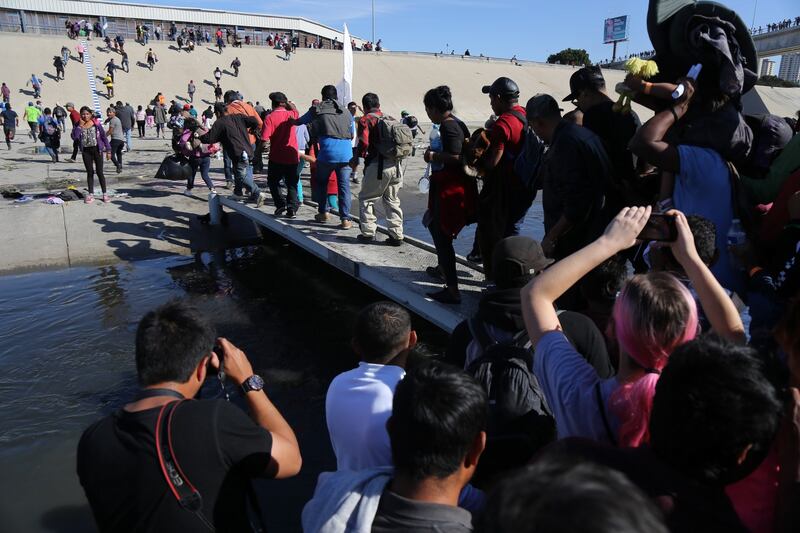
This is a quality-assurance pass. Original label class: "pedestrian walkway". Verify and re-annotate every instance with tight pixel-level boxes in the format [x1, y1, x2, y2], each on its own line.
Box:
[216, 196, 486, 332]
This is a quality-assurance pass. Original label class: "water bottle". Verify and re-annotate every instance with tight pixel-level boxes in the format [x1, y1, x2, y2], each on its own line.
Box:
[727, 218, 746, 270]
[429, 125, 443, 172]
[418, 164, 431, 193]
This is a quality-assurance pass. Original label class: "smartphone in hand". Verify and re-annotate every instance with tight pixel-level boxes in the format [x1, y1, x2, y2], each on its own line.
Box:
[637, 213, 678, 242]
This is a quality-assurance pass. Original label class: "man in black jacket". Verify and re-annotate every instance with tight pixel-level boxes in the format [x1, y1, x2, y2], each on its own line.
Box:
[528, 94, 612, 261]
[198, 103, 266, 205]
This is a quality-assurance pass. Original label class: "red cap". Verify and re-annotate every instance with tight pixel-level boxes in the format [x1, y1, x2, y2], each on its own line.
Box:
[183, 104, 191, 110]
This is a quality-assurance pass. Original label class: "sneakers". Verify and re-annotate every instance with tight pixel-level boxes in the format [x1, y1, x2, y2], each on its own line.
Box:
[427, 287, 461, 305]
[386, 237, 404, 247]
[274, 206, 286, 217]
[229, 193, 246, 201]
[182, 188, 193, 196]
[340, 219, 353, 230]
[102, 194, 111, 203]
[314, 212, 329, 224]
[351, 175, 360, 184]
[285, 209, 296, 219]
[357, 234, 376, 243]
[84, 194, 94, 204]
[256, 192, 266, 208]
[116, 165, 122, 174]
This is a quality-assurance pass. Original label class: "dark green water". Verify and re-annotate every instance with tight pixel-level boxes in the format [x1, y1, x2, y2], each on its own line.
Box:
[0, 241, 448, 532]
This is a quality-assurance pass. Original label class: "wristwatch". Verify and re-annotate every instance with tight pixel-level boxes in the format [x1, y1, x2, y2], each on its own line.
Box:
[241, 375, 265, 394]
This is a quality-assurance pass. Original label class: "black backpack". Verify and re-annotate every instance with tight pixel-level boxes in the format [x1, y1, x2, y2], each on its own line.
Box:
[466, 319, 554, 438]
[507, 110, 546, 195]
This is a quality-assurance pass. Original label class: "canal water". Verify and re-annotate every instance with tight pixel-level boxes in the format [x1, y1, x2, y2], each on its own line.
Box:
[0, 241, 448, 532]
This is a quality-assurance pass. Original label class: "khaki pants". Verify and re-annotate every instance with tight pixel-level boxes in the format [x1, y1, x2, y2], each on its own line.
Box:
[358, 161, 403, 239]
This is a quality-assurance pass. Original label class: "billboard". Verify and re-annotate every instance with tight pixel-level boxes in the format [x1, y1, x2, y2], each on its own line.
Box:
[604, 15, 629, 43]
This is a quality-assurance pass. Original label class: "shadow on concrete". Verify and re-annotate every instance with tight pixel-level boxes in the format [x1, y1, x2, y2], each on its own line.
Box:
[18, 88, 36, 97]
[135, 61, 151, 70]
[40, 504, 95, 533]
[175, 95, 189, 102]
[42, 73, 61, 83]
[206, 47, 223, 55]
[203, 79, 216, 87]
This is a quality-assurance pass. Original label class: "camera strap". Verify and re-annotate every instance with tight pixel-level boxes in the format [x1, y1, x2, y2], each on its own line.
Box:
[155, 400, 215, 531]
[137, 388, 185, 401]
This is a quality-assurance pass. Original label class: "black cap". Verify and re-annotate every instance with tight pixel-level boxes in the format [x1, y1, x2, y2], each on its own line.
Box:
[481, 77, 520, 99]
[563, 66, 606, 101]
[526, 94, 563, 120]
[492, 236, 554, 288]
[269, 91, 288, 104]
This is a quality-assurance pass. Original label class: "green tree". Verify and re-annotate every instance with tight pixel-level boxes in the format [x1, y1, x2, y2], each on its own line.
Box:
[547, 48, 591, 66]
[756, 75, 799, 88]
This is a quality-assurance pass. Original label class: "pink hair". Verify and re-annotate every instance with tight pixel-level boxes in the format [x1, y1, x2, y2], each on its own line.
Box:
[608, 273, 699, 447]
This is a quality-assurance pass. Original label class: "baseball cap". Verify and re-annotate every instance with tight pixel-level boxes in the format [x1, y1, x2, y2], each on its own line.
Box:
[481, 77, 520, 99]
[401, 110, 409, 117]
[526, 94, 563, 119]
[563, 66, 606, 102]
[183, 104, 191, 110]
[492, 236, 554, 288]
[269, 91, 288, 104]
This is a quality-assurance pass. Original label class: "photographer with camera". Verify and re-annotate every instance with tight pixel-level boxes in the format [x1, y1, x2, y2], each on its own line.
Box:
[77, 300, 301, 532]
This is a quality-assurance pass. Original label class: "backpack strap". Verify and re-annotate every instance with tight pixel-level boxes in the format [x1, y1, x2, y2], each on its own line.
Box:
[594, 382, 618, 446]
[467, 318, 498, 351]
[155, 401, 215, 531]
[507, 109, 528, 130]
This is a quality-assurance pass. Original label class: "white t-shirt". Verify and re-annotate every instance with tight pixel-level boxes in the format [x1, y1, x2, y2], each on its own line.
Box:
[325, 362, 405, 471]
[533, 331, 619, 444]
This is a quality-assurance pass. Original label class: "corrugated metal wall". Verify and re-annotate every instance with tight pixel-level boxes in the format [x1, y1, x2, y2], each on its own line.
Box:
[2, 0, 359, 42]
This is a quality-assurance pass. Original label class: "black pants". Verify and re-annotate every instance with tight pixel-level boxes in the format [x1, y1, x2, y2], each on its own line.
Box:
[137, 120, 145, 137]
[82, 146, 106, 194]
[429, 217, 458, 288]
[267, 161, 300, 211]
[71, 138, 80, 160]
[110, 139, 124, 169]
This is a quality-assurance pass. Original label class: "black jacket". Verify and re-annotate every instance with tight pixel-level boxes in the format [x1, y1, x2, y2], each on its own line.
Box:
[199, 114, 258, 161]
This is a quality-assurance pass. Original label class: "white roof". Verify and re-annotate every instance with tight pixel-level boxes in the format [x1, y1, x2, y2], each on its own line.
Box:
[4, 0, 362, 42]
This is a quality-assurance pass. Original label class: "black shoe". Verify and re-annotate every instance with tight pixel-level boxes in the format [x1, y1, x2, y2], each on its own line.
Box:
[426, 266, 445, 281]
[285, 209, 296, 219]
[116, 165, 122, 173]
[357, 234, 376, 243]
[386, 237, 404, 247]
[466, 250, 482, 263]
[427, 287, 461, 305]
[274, 206, 286, 216]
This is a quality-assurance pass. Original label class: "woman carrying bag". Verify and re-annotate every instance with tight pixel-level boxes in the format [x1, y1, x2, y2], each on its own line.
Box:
[422, 85, 477, 304]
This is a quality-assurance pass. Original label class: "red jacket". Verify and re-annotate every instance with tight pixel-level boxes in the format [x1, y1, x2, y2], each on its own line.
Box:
[428, 167, 478, 238]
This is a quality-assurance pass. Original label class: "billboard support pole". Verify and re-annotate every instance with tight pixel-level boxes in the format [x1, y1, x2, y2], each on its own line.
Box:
[612, 41, 617, 62]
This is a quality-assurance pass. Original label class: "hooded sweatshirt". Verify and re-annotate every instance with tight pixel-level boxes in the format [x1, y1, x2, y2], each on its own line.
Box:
[302, 467, 392, 533]
[298, 100, 354, 164]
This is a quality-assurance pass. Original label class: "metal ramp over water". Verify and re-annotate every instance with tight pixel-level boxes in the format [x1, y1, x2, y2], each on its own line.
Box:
[215, 196, 486, 333]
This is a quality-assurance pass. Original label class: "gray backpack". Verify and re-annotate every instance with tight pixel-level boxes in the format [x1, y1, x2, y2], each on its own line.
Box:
[369, 113, 414, 161]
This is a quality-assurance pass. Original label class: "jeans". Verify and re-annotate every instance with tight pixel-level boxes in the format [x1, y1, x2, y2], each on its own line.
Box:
[223, 149, 233, 185]
[314, 161, 352, 220]
[232, 159, 260, 196]
[57, 118, 66, 131]
[267, 161, 300, 211]
[123, 128, 132, 151]
[110, 139, 124, 168]
[296, 160, 306, 202]
[188, 156, 213, 189]
[45, 146, 59, 162]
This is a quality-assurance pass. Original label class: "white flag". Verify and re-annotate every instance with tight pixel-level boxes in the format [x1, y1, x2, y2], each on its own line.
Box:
[337, 24, 353, 108]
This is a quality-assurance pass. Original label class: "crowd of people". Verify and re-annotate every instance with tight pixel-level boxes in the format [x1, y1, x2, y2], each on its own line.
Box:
[751, 16, 800, 34]
[71, 56, 800, 533]
[3, 4, 799, 532]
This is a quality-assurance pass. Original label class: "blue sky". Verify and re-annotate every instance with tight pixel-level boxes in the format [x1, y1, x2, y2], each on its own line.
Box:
[148, 0, 795, 63]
